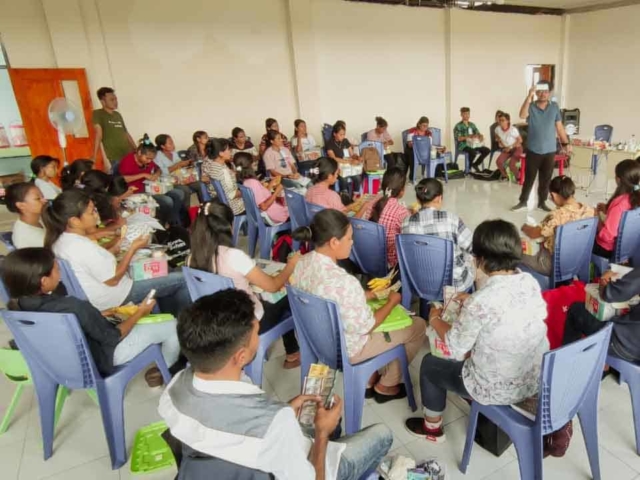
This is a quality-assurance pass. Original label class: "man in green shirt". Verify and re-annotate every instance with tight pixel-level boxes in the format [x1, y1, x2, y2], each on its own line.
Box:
[92, 87, 137, 173]
[453, 107, 491, 173]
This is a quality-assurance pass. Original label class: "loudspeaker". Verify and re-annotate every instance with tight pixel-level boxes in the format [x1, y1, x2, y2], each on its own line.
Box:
[561, 108, 580, 136]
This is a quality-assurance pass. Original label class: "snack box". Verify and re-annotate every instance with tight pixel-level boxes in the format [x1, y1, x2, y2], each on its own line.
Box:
[129, 253, 169, 281]
[584, 283, 630, 322]
[521, 237, 541, 256]
[144, 177, 174, 195]
[174, 167, 198, 185]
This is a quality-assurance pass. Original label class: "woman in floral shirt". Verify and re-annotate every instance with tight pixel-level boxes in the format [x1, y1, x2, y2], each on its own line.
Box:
[291, 209, 426, 403]
[405, 219, 548, 443]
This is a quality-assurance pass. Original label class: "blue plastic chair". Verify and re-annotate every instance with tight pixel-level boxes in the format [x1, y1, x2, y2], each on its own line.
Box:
[182, 267, 294, 387]
[0, 231, 15, 252]
[359, 140, 386, 193]
[592, 208, 640, 276]
[401, 129, 410, 157]
[286, 285, 417, 435]
[460, 323, 613, 480]
[0, 269, 10, 304]
[412, 136, 448, 184]
[2, 310, 171, 469]
[452, 127, 471, 174]
[520, 217, 598, 291]
[322, 123, 333, 146]
[193, 161, 211, 202]
[284, 190, 309, 252]
[606, 354, 640, 455]
[57, 257, 88, 300]
[349, 218, 388, 278]
[396, 234, 454, 318]
[360, 132, 368, 143]
[592, 125, 613, 174]
[239, 186, 291, 260]
[306, 201, 325, 221]
[211, 179, 247, 246]
[428, 127, 455, 170]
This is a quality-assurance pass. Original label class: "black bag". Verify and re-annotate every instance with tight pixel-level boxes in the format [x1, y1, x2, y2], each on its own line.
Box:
[474, 413, 513, 457]
[153, 226, 191, 269]
[435, 162, 465, 180]
[470, 170, 502, 182]
[384, 153, 408, 176]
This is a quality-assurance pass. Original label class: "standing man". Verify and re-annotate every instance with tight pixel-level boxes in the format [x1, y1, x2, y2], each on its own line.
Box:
[511, 81, 572, 212]
[454, 107, 491, 173]
[91, 87, 137, 173]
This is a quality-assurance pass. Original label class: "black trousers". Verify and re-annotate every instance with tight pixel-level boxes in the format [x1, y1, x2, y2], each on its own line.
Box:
[463, 146, 491, 168]
[260, 296, 299, 355]
[338, 175, 362, 197]
[593, 241, 613, 259]
[518, 151, 555, 204]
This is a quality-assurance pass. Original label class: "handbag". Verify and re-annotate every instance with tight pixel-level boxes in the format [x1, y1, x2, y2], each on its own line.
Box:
[474, 412, 513, 457]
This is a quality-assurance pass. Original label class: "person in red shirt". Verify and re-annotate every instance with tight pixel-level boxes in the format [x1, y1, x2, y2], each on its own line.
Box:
[117, 135, 186, 226]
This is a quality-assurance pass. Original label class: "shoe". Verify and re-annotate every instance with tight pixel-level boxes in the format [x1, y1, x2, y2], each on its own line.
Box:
[405, 417, 447, 443]
[543, 420, 573, 458]
[365, 387, 376, 399]
[283, 354, 301, 370]
[537, 203, 552, 212]
[373, 384, 407, 404]
[472, 163, 482, 173]
[144, 367, 164, 387]
[510, 202, 527, 212]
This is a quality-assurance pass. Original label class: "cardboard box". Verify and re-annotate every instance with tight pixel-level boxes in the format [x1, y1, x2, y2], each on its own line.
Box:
[129, 254, 169, 281]
[585, 283, 630, 322]
[144, 177, 174, 195]
[427, 328, 453, 359]
[521, 237, 541, 256]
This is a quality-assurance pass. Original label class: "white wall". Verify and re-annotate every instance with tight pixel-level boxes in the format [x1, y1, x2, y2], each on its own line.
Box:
[450, 9, 563, 139]
[566, 4, 640, 143]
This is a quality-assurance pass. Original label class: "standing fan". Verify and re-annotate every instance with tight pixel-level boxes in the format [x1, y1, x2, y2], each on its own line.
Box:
[48, 98, 83, 165]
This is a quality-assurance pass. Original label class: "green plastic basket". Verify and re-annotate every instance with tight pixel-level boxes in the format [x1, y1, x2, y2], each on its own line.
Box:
[130, 421, 176, 475]
[137, 314, 175, 325]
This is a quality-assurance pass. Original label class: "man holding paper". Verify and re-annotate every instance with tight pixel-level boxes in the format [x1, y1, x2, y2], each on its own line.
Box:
[511, 81, 572, 212]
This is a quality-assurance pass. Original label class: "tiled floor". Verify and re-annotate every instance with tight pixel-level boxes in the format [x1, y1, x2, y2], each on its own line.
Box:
[1, 168, 637, 479]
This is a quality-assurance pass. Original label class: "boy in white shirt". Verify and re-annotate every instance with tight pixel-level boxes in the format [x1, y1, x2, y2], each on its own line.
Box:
[494, 113, 524, 180]
[32, 155, 62, 200]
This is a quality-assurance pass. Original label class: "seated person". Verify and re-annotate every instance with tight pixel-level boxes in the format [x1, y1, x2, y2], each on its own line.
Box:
[259, 118, 291, 156]
[230, 127, 259, 164]
[31, 155, 62, 200]
[118, 136, 187, 227]
[187, 200, 300, 368]
[44, 189, 190, 317]
[81, 170, 134, 226]
[292, 209, 426, 403]
[366, 168, 410, 269]
[564, 267, 640, 362]
[306, 157, 375, 217]
[325, 123, 363, 199]
[405, 219, 548, 443]
[494, 113, 524, 180]
[202, 138, 245, 215]
[593, 159, 640, 258]
[3, 248, 180, 385]
[521, 176, 594, 275]
[402, 178, 475, 292]
[291, 119, 320, 161]
[154, 134, 206, 203]
[235, 152, 289, 225]
[61, 159, 94, 191]
[453, 107, 491, 173]
[406, 116, 432, 182]
[159, 289, 393, 480]
[367, 116, 393, 148]
[6, 182, 47, 248]
[186, 130, 209, 163]
[263, 131, 308, 192]
[488, 110, 504, 153]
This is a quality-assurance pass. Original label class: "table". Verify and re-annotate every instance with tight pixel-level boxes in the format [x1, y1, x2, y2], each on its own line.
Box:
[569, 145, 633, 196]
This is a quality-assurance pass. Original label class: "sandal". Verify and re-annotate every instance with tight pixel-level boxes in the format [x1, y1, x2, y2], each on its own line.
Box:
[373, 384, 407, 404]
[283, 354, 301, 369]
[144, 367, 164, 388]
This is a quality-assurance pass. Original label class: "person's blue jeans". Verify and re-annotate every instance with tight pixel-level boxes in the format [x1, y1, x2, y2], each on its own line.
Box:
[112, 319, 180, 367]
[123, 272, 190, 318]
[153, 193, 180, 226]
[420, 354, 470, 417]
[336, 424, 393, 480]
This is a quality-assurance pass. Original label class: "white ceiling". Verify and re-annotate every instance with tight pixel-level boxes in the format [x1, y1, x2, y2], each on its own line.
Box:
[506, 0, 627, 9]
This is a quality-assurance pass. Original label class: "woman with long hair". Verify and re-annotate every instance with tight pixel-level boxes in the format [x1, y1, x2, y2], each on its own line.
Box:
[5, 182, 48, 248]
[188, 200, 300, 368]
[155, 133, 206, 202]
[202, 138, 245, 215]
[61, 159, 94, 191]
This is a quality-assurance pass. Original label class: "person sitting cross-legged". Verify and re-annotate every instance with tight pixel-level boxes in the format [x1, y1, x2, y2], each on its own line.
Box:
[159, 289, 393, 480]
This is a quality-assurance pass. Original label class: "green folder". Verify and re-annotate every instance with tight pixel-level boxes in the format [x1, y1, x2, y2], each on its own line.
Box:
[368, 299, 413, 333]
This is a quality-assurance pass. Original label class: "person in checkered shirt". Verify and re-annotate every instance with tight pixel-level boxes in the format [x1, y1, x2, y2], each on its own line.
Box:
[401, 178, 475, 291]
[366, 168, 410, 268]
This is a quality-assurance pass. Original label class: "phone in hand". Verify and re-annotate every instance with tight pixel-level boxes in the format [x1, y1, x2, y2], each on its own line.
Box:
[145, 289, 156, 305]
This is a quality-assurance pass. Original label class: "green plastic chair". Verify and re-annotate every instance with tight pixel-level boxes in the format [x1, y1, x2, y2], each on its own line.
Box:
[0, 348, 97, 434]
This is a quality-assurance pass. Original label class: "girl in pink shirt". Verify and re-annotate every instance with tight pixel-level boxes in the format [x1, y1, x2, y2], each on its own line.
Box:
[234, 152, 289, 224]
[594, 159, 640, 257]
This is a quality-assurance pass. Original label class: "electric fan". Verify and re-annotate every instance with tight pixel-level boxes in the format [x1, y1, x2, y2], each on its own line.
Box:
[48, 98, 83, 165]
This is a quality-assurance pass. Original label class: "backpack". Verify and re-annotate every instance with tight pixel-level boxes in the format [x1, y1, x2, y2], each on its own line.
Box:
[435, 162, 465, 180]
[542, 280, 586, 349]
[153, 225, 191, 269]
[361, 147, 382, 172]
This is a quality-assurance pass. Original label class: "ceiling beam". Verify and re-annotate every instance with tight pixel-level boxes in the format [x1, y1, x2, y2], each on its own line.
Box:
[565, 0, 640, 13]
[345, 0, 564, 15]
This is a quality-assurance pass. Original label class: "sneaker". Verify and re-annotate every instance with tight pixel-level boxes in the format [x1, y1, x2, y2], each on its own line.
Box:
[405, 417, 447, 443]
[537, 203, 552, 212]
[510, 202, 527, 212]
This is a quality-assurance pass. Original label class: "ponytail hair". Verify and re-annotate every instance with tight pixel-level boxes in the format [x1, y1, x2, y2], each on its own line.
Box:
[292, 209, 350, 248]
[137, 134, 156, 155]
[608, 159, 640, 209]
[310, 157, 339, 185]
[370, 168, 406, 223]
[60, 159, 94, 191]
[189, 200, 235, 274]
[415, 178, 443, 205]
[42, 189, 92, 249]
[2, 248, 56, 308]
[205, 138, 230, 160]
[375, 116, 388, 128]
[233, 152, 256, 182]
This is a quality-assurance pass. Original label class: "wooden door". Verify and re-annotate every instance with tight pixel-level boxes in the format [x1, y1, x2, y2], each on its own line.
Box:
[8, 68, 101, 171]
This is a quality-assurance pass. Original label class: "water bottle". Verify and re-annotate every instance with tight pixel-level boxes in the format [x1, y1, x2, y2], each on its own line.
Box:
[430, 146, 437, 158]
[629, 135, 637, 152]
